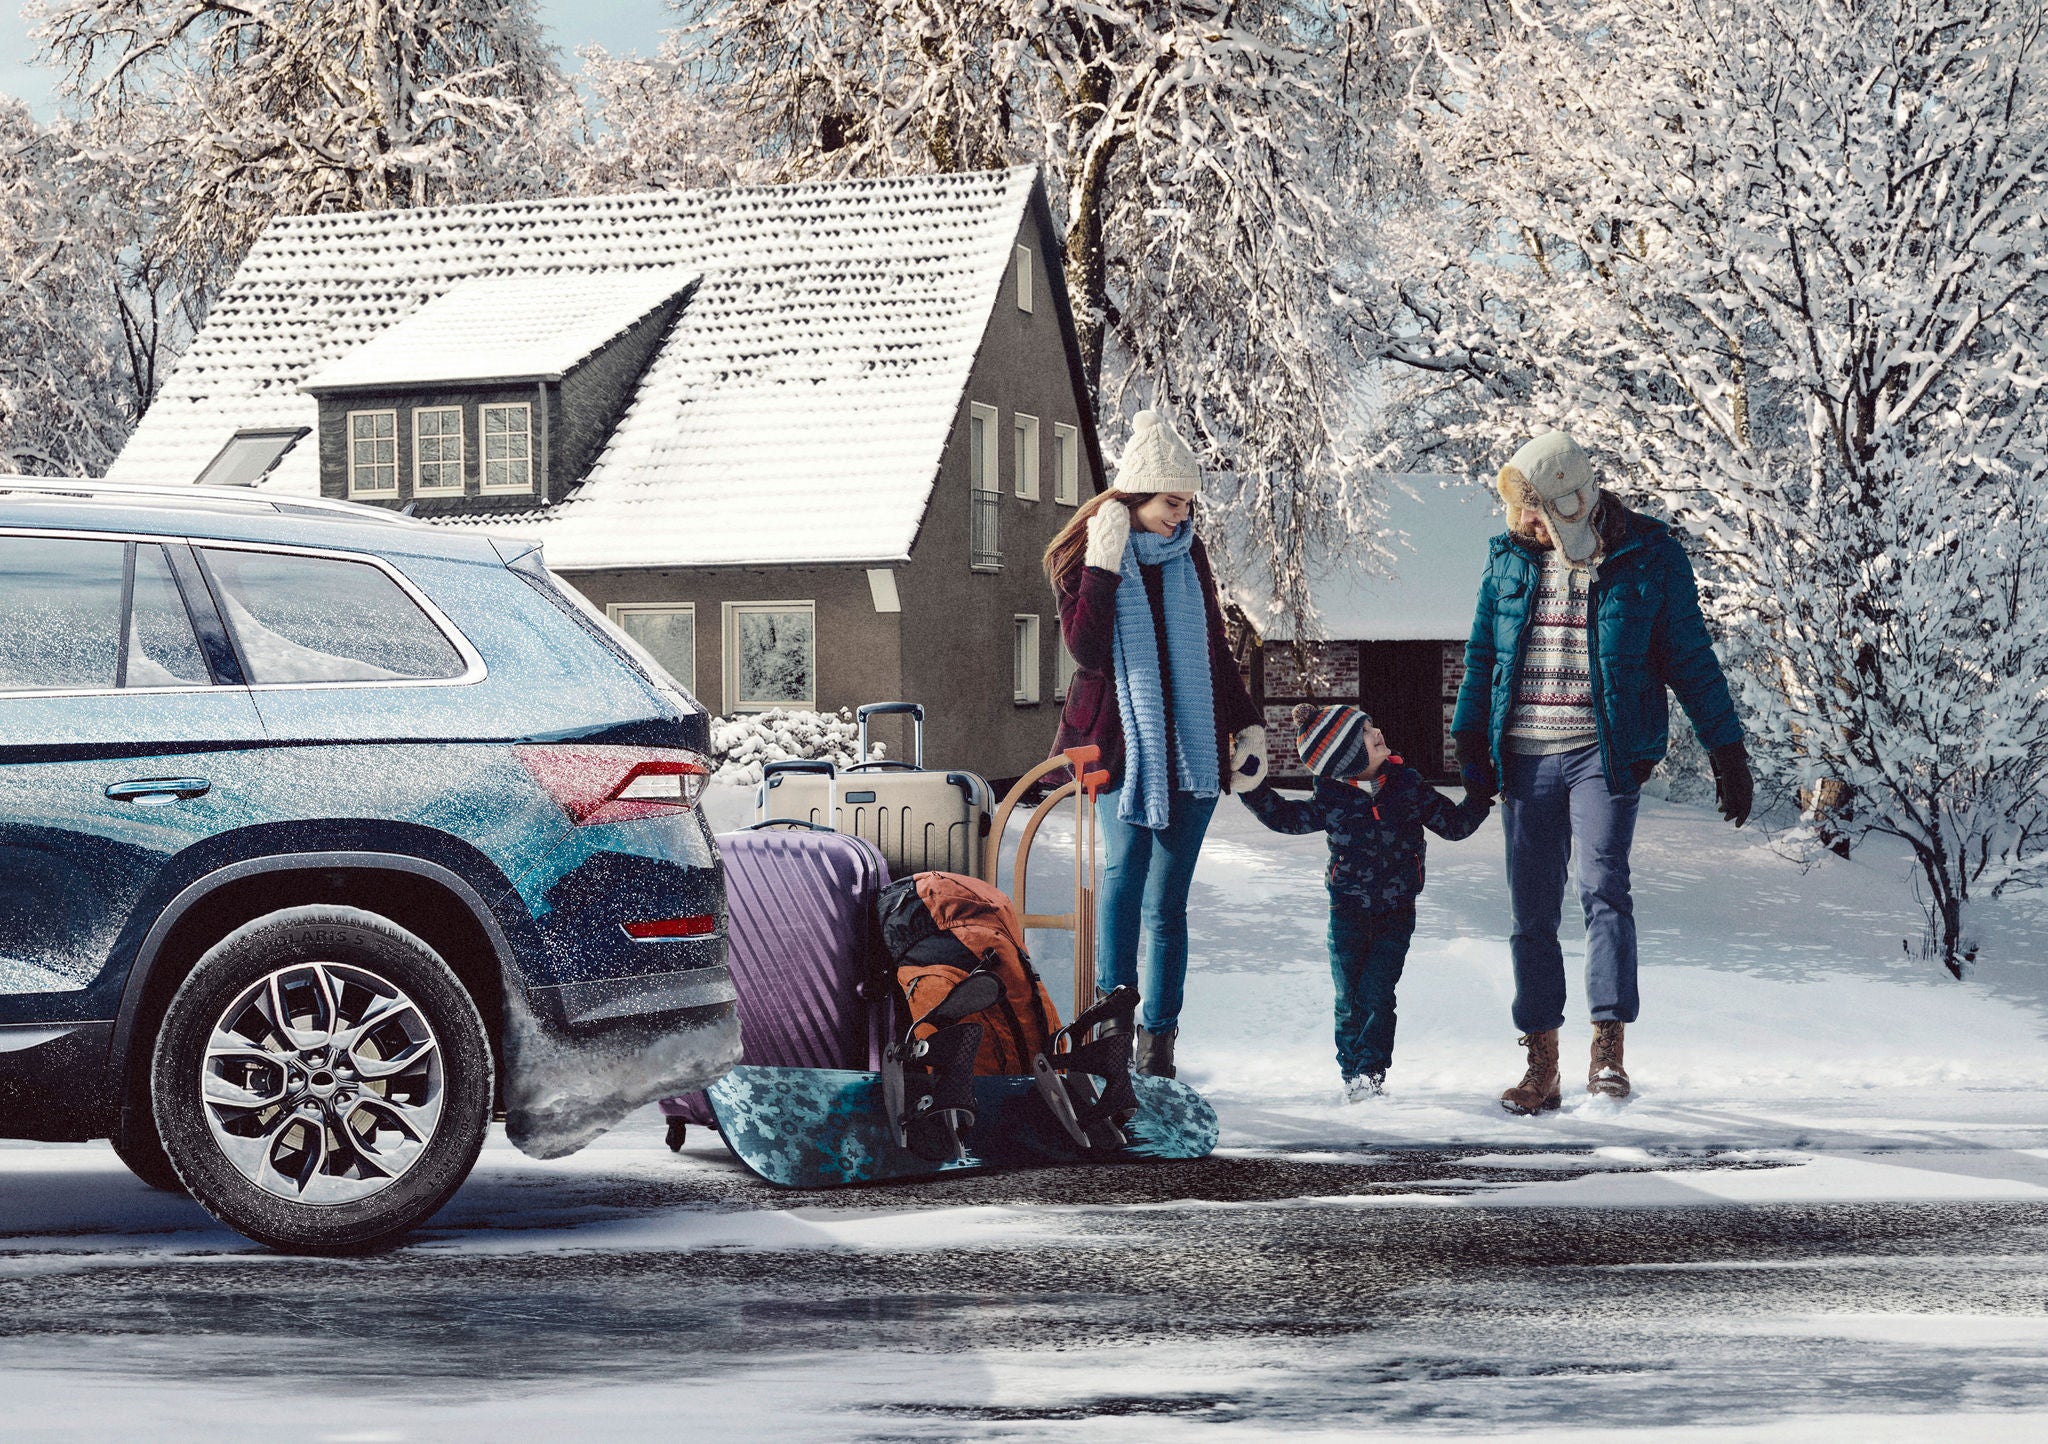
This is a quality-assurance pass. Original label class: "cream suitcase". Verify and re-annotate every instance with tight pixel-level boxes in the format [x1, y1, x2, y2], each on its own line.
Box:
[831, 703, 992, 879]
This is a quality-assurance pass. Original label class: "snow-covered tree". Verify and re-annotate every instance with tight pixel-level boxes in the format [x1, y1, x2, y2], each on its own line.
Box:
[1393, 0, 2048, 972]
[31, 0, 575, 276]
[0, 101, 137, 474]
[667, 0, 1416, 614]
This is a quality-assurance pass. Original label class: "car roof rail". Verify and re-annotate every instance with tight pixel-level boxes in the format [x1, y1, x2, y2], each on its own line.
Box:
[0, 477, 420, 525]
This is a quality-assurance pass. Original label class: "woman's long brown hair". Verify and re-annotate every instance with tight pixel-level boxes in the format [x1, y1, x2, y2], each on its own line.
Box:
[1042, 490, 1179, 589]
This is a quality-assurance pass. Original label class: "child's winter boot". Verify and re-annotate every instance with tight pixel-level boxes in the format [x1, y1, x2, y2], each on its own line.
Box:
[1343, 1072, 1385, 1103]
[1135, 1025, 1178, 1079]
[1500, 1030, 1562, 1114]
[1589, 1020, 1630, 1098]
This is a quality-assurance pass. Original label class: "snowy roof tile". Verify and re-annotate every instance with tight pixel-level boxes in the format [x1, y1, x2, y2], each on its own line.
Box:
[301, 268, 698, 389]
[1220, 478, 1504, 642]
[111, 169, 1045, 568]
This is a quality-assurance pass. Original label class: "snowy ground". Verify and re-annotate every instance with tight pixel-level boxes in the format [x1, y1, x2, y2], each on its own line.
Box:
[5, 786, 2048, 1439]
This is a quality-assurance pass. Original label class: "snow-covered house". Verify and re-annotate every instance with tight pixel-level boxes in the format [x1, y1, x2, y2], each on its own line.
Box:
[109, 168, 1106, 781]
[1221, 479, 1502, 784]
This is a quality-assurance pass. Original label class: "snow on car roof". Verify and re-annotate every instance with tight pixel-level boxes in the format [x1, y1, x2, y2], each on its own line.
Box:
[109, 169, 1042, 569]
[1218, 476, 1504, 642]
[301, 268, 699, 390]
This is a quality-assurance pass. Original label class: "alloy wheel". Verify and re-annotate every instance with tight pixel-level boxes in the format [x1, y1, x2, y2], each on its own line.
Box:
[200, 960, 446, 1205]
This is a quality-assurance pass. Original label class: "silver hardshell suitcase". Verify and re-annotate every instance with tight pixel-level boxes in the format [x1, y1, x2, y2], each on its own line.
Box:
[832, 703, 993, 879]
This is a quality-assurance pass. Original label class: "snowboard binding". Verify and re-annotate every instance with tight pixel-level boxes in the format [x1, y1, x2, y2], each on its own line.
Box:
[882, 970, 1001, 1162]
[1031, 984, 1141, 1151]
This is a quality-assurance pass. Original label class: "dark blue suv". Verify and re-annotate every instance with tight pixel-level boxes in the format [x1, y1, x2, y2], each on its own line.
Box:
[0, 481, 738, 1252]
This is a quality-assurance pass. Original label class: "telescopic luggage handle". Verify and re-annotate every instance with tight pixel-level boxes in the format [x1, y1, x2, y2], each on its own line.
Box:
[856, 701, 925, 768]
[763, 758, 835, 780]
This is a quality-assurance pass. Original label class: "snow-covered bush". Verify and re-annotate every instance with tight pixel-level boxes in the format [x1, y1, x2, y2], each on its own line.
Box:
[708, 707, 866, 787]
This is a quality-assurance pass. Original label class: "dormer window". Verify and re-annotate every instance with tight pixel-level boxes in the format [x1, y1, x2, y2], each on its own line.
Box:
[413, 407, 464, 494]
[482, 403, 533, 493]
[348, 411, 398, 496]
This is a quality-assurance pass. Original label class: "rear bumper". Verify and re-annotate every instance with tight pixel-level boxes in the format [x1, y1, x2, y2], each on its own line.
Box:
[0, 1021, 114, 1140]
[530, 963, 738, 1030]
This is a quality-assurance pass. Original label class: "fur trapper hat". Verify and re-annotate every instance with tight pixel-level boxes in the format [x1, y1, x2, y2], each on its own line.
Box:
[1499, 431, 1604, 566]
[1113, 409, 1202, 494]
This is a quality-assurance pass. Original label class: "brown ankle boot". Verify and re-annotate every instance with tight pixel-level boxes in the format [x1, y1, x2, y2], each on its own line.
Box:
[1500, 1030, 1561, 1115]
[1589, 1020, 1630, 1098]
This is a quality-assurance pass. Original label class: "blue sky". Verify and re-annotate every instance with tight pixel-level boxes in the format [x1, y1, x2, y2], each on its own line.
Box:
[0, 1, 674, 120]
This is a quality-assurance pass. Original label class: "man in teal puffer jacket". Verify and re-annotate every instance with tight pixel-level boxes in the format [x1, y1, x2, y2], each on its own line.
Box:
[1450, 432, 1752, 1115]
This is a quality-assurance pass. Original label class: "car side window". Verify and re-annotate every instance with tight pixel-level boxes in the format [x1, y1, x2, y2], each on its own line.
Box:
[201, 547, 465, 684]
[0, 535, 125, 691]
[127, 543, 210, 686]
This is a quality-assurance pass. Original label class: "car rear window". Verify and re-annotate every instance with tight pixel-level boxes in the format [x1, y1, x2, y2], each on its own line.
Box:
[0, 536, 211, 692]
[202, 548, 466, 684]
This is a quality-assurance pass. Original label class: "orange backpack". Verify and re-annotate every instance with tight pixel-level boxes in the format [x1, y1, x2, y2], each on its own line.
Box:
[876, 871, 1061, 1076]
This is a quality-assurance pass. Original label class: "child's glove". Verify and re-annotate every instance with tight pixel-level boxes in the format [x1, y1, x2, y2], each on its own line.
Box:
[1229, 726, 1269, 793]
[1085, 502, 1130, 571]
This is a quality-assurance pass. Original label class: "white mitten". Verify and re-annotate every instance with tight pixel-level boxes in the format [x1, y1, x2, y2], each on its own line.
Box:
[1229, 725, 1269, 793]
[1085, 502, 1130, 571]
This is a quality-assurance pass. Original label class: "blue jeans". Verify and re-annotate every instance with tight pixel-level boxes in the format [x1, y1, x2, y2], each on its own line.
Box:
[1096, 786, 1218, 1033]
[1502, 744, 1640, 1033]
[1329, 897, 1415, 1079]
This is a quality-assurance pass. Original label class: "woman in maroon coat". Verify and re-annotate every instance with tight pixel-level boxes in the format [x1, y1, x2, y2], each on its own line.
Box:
[1042, 410, 1265, 1077]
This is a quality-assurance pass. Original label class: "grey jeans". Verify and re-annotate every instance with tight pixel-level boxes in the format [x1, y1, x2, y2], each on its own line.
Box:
[1502, 743, 1640, 1033]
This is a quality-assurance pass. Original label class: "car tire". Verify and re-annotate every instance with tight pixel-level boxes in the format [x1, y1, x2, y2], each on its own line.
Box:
[110, 1097, 186, 1194]
[151, 905, 492, 1254]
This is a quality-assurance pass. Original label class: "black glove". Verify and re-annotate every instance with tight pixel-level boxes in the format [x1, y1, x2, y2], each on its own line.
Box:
[1453, 731, 1498, 800]
[1629, 759, 1657, 787]
[1710, 741, 1753, 828]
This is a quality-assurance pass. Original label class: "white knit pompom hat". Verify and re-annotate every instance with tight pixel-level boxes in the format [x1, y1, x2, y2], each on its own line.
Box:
[1112, 409, 1202, 494]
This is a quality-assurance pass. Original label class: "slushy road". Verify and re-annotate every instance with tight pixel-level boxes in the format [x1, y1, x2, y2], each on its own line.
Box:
[5, 1132, 2048, 1440]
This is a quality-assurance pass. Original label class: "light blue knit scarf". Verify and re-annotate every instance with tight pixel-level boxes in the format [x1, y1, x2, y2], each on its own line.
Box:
[1112, 520, 1219, 829]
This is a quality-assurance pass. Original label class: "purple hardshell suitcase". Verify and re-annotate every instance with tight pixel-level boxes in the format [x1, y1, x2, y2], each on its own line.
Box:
[662, 825, 892, 1129]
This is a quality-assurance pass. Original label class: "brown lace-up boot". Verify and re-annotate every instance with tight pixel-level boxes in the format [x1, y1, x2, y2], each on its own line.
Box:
[1589, 1020, 1630, 1098]
[1500, 1030, 1562, 1115]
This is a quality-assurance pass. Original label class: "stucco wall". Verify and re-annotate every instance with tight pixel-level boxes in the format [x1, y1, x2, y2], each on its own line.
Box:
[896, 213, 1107, 784]
[553, 563, 911, 756]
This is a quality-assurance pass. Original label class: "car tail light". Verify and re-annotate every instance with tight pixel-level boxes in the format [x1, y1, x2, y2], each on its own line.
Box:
[622, 915, 718, 941]
[517, 745, 709, 826]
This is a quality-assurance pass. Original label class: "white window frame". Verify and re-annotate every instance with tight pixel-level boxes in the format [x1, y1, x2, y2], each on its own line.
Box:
[969, 401, 1001, 572]
[1013, 412, 1040, 501]
[1053, 422, 1080, 506]
[412, 406, 465, 495]
[346, 410, 398, 497]
[480, 402, 534, 494]
[1014, 244, 1034, 313]
[606, 602, 697, 694]
[1013, 613, 1042, 705]
[723, 599, 817, 713]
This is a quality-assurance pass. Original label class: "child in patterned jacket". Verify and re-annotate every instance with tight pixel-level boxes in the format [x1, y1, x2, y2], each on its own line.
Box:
[1241, 703, 1493, 1100]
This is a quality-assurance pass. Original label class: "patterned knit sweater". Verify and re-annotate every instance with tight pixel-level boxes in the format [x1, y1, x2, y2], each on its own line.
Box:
[1506, 547, 1598, 755]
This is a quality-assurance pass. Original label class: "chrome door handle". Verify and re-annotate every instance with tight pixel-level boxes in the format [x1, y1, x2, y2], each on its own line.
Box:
[106, 778, 211, 805]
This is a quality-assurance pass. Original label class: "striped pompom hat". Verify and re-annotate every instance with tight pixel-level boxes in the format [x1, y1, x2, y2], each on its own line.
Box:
[1290, 703, 1373, 780]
